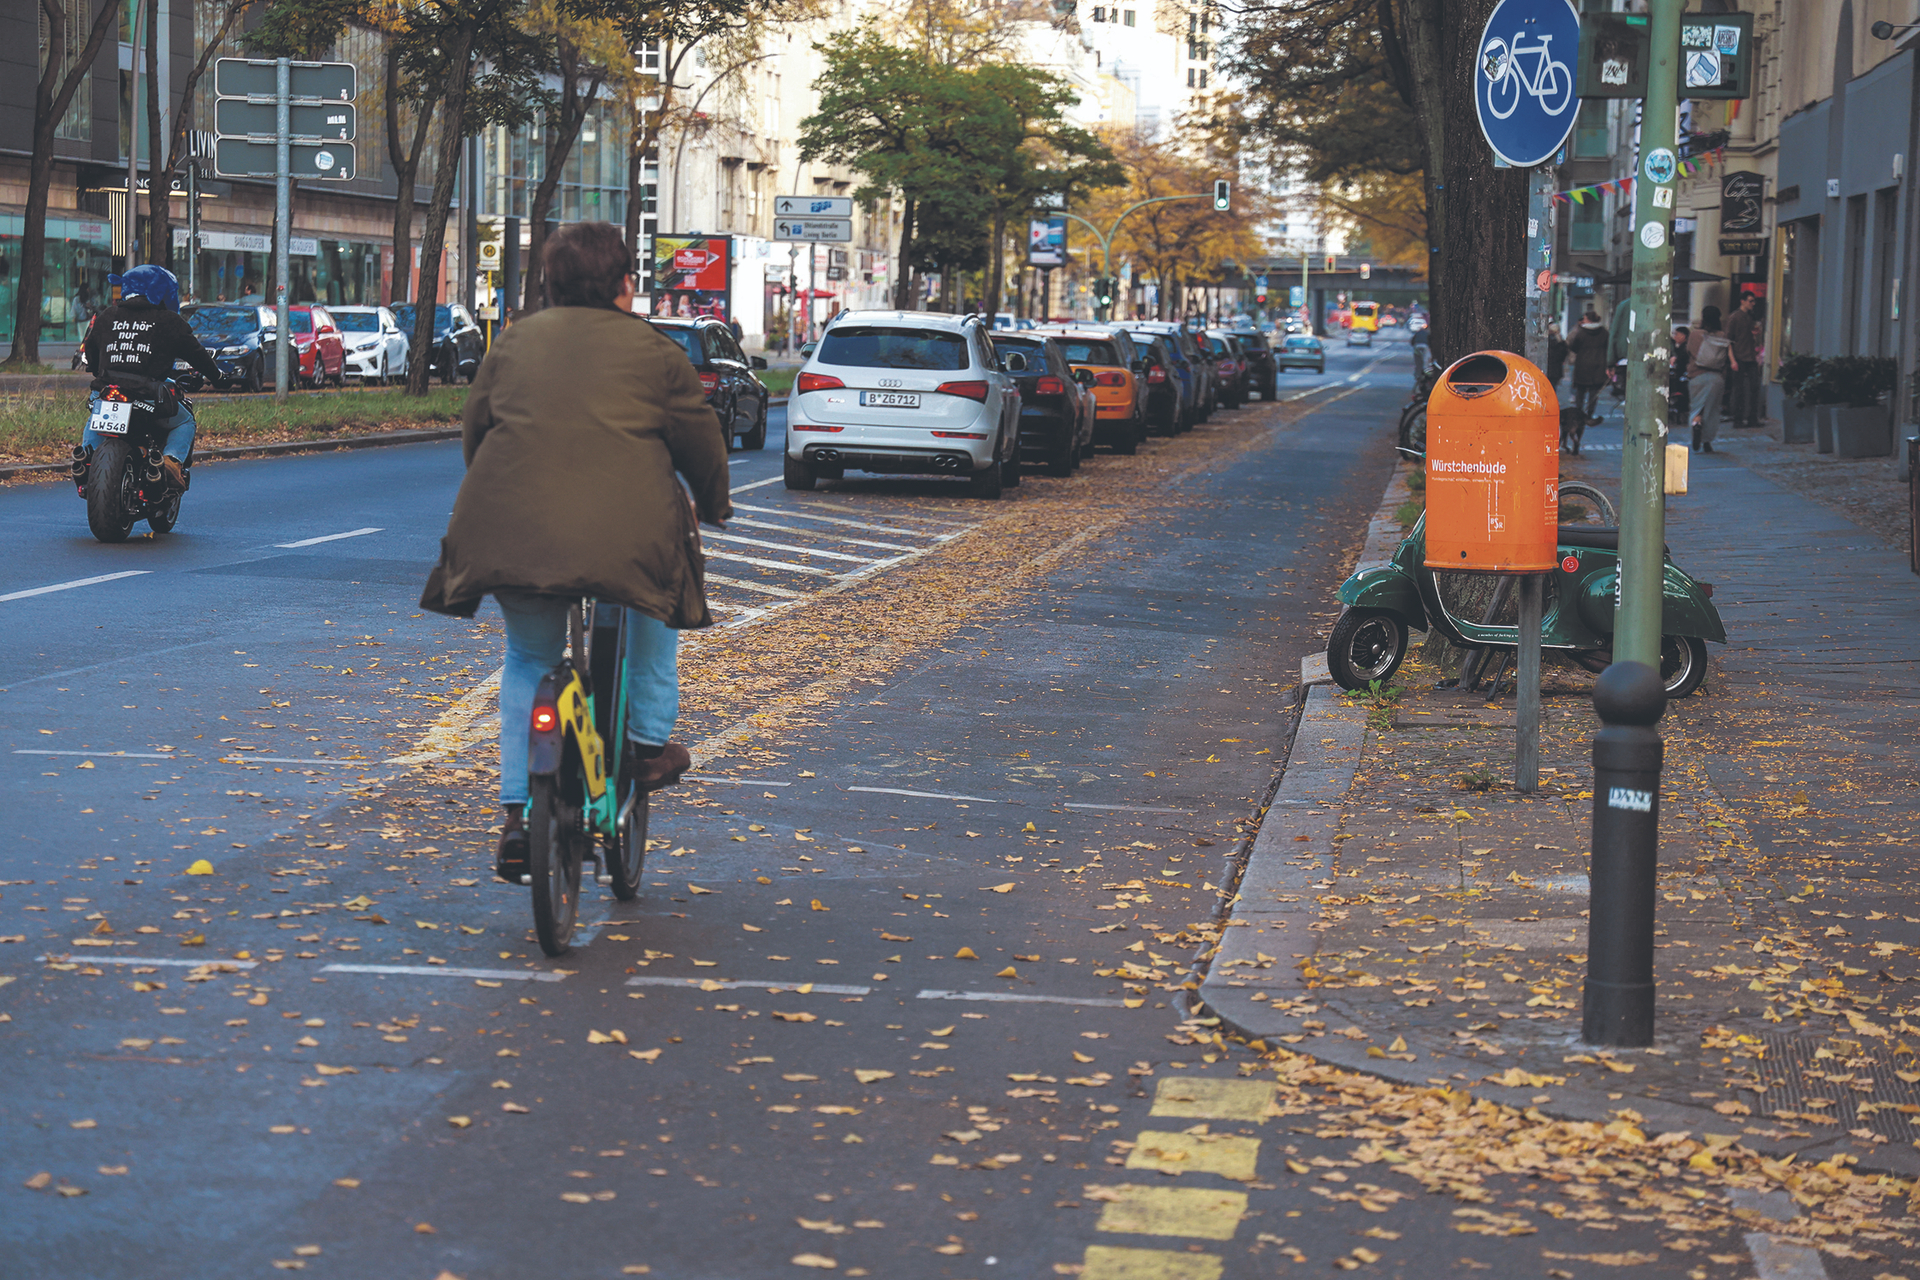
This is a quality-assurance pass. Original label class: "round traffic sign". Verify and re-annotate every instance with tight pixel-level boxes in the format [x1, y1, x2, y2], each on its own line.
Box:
[1475, 0, 1582, 168]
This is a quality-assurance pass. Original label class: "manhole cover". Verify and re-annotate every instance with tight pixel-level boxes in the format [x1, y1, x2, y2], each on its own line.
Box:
[1753, 1032, 1920, 1142]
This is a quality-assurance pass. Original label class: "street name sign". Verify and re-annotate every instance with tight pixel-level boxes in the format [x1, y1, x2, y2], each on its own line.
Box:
[1474, 0, 1582, 168]
[774, 196, 853, 219]
[215, 58, 355, 101]
[216, 99, 355, 140]
[214, 137, 356, 181]
[774, 217, 852, 243]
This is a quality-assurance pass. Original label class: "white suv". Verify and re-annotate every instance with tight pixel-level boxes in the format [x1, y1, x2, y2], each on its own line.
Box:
[785, 311, 1023, 498]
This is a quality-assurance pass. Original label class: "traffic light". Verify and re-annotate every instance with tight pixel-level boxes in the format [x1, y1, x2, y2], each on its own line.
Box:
[1360, 262, 1371, 280]
[1096, 277, 1115, 308]
[1212, 180, 1230, 212]
[1324, 254, 1336, 271]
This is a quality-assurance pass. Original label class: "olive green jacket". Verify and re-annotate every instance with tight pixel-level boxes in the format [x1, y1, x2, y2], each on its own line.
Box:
[420, 305, 732, 626]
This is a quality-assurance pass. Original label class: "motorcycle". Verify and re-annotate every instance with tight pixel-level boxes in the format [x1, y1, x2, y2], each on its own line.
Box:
[71, 378, 191, 543]
[1328, 471, 1726, 698]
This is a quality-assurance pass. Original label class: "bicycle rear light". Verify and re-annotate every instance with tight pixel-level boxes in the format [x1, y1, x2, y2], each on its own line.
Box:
[532, 705, 557, 732]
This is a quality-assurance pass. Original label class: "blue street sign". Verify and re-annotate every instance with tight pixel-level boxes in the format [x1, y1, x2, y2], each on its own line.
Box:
[1474, 0, 1582, 168]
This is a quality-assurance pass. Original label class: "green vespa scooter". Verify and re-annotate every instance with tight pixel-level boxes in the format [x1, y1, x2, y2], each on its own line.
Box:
[1327, 476, 1726, 697]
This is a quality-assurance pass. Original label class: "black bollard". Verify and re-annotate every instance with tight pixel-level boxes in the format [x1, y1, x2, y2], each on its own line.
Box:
[1582, 660, 1666, 1047]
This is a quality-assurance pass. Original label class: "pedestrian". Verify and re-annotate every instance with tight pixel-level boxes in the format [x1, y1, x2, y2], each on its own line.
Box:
[1685, 305, 1733, 453]
[1546, 319, 1568, 387]
[1668, 325, 1692, 433]
[1725, 290, 1762, 429]
[728, 315, 744, 343]
[418, 221, 733, 883]
[1568, 309, 1609, 422]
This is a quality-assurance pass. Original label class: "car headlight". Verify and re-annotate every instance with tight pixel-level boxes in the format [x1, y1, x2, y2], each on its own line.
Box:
[219, 346, 250, 358]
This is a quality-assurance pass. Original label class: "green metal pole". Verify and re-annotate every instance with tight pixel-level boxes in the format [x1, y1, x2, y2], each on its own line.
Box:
[1615, 0, 1680, 667]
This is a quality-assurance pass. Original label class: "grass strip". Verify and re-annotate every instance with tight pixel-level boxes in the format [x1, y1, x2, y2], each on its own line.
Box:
[0, 386, 468, 466]
[758, 367, 795, 396]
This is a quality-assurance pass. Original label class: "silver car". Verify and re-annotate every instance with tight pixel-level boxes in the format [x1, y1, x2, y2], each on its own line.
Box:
[327, 304, 410, 385]
[785, 312, 1023, 498]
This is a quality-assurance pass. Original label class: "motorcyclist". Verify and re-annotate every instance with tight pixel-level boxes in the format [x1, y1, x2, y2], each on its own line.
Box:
[80, 265, 217, 491]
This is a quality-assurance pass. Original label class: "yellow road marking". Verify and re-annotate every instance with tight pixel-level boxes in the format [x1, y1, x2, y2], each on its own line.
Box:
[1080, 1244, 1224, 1280]
[1149, 1076, 1276, 1123]
[1093, 1184, 1249, 1241]
[1125, 1130, 1260, 1181]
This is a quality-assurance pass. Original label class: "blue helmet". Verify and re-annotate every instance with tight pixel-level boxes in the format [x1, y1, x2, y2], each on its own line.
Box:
[111, 264, 181, 313]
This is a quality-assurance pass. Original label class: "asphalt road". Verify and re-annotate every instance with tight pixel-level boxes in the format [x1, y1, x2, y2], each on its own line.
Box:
[4, 333, 1756, 1279]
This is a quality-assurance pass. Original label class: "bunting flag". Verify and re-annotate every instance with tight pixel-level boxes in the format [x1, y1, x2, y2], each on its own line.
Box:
[1547, 149, 1729, 209]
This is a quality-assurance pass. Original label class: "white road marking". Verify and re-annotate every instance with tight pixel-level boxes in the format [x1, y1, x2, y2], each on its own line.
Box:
[916, 989, 1132, 1008]
[731, 504, 947, 539]
[704, 549, 838, 578]
[275, 527, 383, 548]
[40, 954, 257, 969]
[320, 963, 566, 982]
[686, 775, 791, 787]
[0, 570, 150, 603]
[14, 749, 174, 759]
[707, 532, 883, 565]
[1745, 1236, 1828, 1280]
[846, 785, 1001, 803]
[626, 976, 871, 995]
[726, 517, 919, 552]
[703, 574, 806, 599]
[221, 755, 370, 767]
[729, 475, 786, 494]
[793, 499, 971, 529]
[1064, 802, 1193, 814]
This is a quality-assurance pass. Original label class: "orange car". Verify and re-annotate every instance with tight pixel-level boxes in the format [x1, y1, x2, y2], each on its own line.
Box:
[1041, 328, 1148, 455]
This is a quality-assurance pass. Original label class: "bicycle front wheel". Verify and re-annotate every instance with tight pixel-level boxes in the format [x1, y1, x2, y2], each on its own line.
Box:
[1487, 68, 1521, 119]
[528, 774, 580, 956]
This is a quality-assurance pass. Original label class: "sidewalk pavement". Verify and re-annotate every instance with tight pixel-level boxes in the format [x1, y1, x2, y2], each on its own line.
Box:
[1202, 445, 1920, 1178]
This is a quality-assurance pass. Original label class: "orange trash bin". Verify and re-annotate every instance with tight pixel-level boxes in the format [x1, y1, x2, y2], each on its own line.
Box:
[1423, 350, 1559, 573]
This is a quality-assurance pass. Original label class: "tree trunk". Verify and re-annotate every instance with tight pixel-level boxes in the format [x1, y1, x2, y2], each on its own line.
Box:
[406, 25, 478, 396]
[145, 0, 169, 269]
[893, 196, 915, 309]
[385, 44, 438, 305]
[1396, 0, 1525, 363]
[985, 207, 1006, 324]
[163, 0, 246, 291]
[523, 43, 605, 312]
[8, 0, 120, 365]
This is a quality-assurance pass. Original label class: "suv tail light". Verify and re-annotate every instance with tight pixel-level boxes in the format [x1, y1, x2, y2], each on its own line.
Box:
[697, 371, 719, 395]
[1147, 366, 1168, 384]
[796, 372, 844, 393]
[935, 379, 989, 401]
[1093, 370, 1127, 387]
[1034, 375, 1066, 396]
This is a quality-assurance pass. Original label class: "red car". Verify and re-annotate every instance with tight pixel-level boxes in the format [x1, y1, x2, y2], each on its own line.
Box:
[278, 305, 345, 388]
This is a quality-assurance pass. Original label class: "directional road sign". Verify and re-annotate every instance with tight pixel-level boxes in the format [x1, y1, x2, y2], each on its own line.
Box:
[214, 137, 356, 181]
[774, 196, 853, 219]
[1474, 0, 1582, 168]
[773, 217, 852, 243]
[215, 57, 356, 101]
[216, 99, 355, 140]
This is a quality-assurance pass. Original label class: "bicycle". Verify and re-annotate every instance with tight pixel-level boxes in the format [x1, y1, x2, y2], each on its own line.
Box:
[522, 600, 651, 956]
[1483, 32, 1573, 120]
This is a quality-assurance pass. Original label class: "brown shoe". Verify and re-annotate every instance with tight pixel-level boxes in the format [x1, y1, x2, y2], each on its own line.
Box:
[161, 457, 188, 491]
[495, 807, 529, 883]
[632, 743, 692, 792]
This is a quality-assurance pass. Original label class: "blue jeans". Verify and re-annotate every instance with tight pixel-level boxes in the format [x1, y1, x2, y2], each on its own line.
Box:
[495, 591, 680, 805]
[84, 391, 196, 462]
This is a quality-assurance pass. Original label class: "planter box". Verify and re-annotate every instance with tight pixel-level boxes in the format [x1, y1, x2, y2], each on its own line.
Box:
[1818, 404, 1894, 458]
[1782, 399, 1817, 444]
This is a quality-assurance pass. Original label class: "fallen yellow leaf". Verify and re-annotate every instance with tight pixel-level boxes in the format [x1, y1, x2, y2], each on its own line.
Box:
[954, 947, 978, 960]
[186, 860, 214, 876]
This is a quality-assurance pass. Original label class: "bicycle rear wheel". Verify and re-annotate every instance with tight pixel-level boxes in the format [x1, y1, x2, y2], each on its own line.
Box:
[528, 774, 580, 956]
[609, 762, 648, 901]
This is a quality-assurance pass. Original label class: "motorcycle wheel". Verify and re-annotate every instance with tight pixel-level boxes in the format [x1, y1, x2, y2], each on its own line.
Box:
[1327, 608, 1409, 691]
[148, 489, 183, 534]
[527, 773, 580, 956]
[85, 439, 136, 543]
[1660, 635, 1709, 698]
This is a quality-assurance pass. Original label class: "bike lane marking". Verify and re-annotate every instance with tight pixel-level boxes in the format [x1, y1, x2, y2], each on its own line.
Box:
[0, 569, 150, 603]
[914, 989, 1131, 1008]
[626, 976, 871, 996]
[14, 749, 175, 759]
[320, 963, 566, 983]
[274, 527, 383, 548]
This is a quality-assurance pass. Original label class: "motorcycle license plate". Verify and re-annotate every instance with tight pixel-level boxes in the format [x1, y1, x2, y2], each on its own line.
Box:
[860, 391, 920, 408]
[89, 399, 132, 435]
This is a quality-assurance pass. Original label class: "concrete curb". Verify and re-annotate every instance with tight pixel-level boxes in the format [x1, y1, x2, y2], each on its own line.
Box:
[1195, 456, 1920, 1177]
[0, 426, 462, 483]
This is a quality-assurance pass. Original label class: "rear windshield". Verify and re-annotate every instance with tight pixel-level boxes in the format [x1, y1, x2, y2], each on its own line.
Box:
[186, 305, 259, 335]
[1285, 336, 1317, 348]
[334, 311, 381, 332]
[817, 326, 967, 371]
[658, 327, 701, 361]
[1055, 339, 1120, 365]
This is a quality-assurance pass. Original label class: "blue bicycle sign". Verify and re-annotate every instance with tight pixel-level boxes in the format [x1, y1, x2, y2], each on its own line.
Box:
[1474, 0, 1582, 167]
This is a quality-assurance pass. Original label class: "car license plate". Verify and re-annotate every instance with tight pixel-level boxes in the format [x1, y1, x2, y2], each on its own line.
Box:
[89, 399, 132, 435]
[860, 391, 920, 408]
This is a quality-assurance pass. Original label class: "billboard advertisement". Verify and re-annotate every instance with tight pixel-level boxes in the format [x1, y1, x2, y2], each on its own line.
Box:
[1027, 216, 1067, 268]
[651, 235, 731, 320]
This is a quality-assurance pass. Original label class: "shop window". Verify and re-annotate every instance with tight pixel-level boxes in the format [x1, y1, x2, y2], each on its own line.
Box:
[1123, 9, 1135, 25]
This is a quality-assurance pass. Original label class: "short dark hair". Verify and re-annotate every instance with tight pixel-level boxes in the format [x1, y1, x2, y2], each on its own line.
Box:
[543, 222, 632, 309]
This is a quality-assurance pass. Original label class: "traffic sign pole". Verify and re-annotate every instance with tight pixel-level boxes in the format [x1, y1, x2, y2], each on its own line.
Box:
[274, 57, 290, 403]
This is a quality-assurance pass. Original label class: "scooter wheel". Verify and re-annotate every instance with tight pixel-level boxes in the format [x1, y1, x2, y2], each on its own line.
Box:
[1660, 635, 1709, 698]
[1327, 608, 1409, 690]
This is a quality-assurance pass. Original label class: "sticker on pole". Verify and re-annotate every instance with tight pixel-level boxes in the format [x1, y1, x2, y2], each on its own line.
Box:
[1474, 0, 1582, 167]
[1643, 148, 1677, 184]
[1639, 221, 1667, 249]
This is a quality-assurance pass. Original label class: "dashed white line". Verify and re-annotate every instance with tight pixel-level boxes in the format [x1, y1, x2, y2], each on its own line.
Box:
[40, 954, 257, 970]
[275, 527, 383, 548]
[685, 775, 791, 787]
[916, 989, 1132, 1007]
[15, 749, 174, 759]
[0, 570, 150, 603]
[1064, 802, 1193, 814]
[846, 785, 1001, 803]
[320, 963, 566, 982]
[221, 756, 370, 767]
[626, 976, 871, 995]
[729, 475, 786, 494]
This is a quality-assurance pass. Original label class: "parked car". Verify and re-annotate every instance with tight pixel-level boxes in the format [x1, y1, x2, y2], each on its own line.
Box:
[261, 304, 346, 388]
[990, 333, 1095, 474]
[1203, 330, 1250, 408]
[181, 303, 271, 393]
[1036, 329, 1148, 456]
[1127, 334, 1184, 435]
[1112, 321, 1206, 430]
[1228, 325, 1277, 400]
[391, 302, 484, 384]
[1275, 333, 1327, 375]
[652, 315, 772, 450]
[328, 304, 410, 385]
[785, 311, 1023, 498]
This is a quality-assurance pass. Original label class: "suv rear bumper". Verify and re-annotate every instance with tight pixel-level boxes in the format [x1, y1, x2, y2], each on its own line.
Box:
[798, 443, 985, 475]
